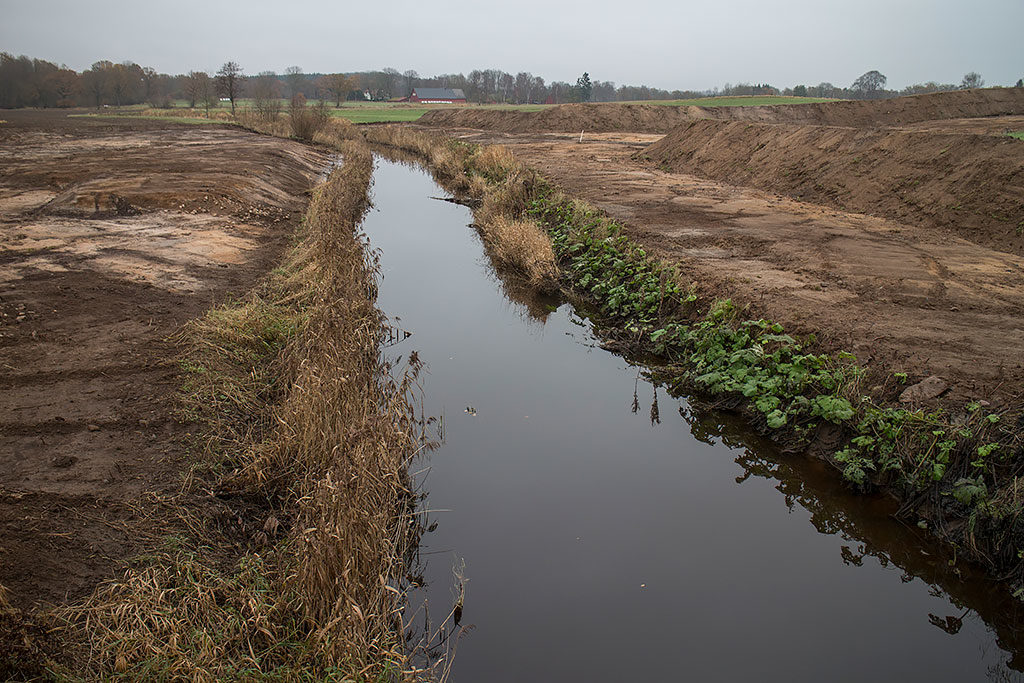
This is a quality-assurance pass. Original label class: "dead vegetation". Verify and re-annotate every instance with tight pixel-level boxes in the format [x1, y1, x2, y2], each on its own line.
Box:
[363, 127, 558, 293]
[42, 140, 435, 680]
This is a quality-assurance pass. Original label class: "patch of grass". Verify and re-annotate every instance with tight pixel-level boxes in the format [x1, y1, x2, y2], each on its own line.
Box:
[1008, 131, 1024, 140]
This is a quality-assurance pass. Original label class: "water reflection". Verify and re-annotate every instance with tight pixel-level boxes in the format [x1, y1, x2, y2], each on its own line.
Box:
[678, 395, 1024, 675]
[361, 154, 1024, 682]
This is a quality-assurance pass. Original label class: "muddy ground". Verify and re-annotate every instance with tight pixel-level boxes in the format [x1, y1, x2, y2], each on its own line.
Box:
[0, 110, 328, 609]
[423, 116, 1024, 411]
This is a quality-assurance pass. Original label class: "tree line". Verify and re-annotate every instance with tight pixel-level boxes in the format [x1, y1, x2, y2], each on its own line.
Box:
[1, 52, 1018, 110]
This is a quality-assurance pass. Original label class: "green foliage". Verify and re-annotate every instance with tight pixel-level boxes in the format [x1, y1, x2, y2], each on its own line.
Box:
[521, 178, 1016, 513]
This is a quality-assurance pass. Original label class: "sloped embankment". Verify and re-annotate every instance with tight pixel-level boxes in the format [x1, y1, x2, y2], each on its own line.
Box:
[643, 119, 1024, 255]
[693, 87, 1024, 127]
[418, 88, 1024, 134]
[418, 102, 703, 134]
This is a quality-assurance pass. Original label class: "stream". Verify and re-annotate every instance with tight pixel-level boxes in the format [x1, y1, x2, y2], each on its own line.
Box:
[360, 157, 1023, 681]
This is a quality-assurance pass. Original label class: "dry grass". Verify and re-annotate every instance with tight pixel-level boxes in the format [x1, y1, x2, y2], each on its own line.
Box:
[363, 127, 558, 293]
[289, 96, 331, 142]
[51, 140, 435, 680]
[137, 107, 235, 121]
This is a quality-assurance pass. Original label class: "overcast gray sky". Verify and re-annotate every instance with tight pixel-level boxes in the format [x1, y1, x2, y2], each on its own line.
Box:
[2, 0, 1021, 90]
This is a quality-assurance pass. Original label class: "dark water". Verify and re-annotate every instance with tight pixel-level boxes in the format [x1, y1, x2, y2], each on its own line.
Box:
[361, 158, 1024, 682]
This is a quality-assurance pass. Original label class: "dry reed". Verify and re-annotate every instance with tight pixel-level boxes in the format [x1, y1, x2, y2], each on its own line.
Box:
[53, 140, 433, 680]
[362, 127, 559, 292]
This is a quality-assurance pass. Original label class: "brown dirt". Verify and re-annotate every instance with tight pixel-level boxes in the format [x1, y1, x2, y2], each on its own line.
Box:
[686, 87, 1024, 126]
[643, 119, 1024, 256]
[0, 110, 329, 609]
[426, 124, 1024, 410]
[418, 88, 1024, 134]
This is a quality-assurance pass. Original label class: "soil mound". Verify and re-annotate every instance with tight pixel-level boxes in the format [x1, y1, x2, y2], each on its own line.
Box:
[703, 87, 1024, 127]
[419, 89, 1024, 134]
[419, 103, 702, 134]
[644, 119, 1024, 255]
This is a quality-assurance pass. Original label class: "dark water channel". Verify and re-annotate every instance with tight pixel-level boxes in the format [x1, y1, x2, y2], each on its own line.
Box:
[361, 158, 1024, 681]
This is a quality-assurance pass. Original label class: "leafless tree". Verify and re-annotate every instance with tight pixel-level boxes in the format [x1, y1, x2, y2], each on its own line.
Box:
[194, 72, 217, 117]
[111, 62, 144, 107]
[252, 71, 282, 120]
[960, 72, 984, 90]
[402, 69, 419, 97]
[851, 70, 887, 99]
[215, 61, 243, 115]
[319, 73, 352, 107]
[82, 61, 112, 107]
[182, 70, 206, 108]
[284, 65, 303, 98]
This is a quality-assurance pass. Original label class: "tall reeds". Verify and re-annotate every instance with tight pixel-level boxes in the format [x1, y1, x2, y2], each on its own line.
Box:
[54, 141, 432, 680]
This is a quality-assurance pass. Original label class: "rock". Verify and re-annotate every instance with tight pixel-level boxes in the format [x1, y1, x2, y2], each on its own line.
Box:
[899, 376, 948, 403]
[87, 423, 100, 431]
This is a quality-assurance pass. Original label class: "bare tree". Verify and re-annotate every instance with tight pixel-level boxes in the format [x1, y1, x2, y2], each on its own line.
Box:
[182, 70, 206, 108]
[319, 73, 352, 107]
[82, 61, 112, 107]
[284, 65, 303, 98]
[215, 61, 243, 115]
[194, 72, 216, 117]
[851, 70, 887, 99]
[110, 62, 141, 107]
[381, 67, 400, 98]
[514, 72, 532, 104]
[252, 71, 282, 120]
[402, 69, 419, 97]
[960, 72, 984, 90]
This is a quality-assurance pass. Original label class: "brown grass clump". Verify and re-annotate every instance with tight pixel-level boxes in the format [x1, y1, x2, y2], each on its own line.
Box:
[288, 94, 330, 142]
[53, 140, 434, 680]
[361, 128, 559, 292]
[137, 107, 235, 120]
[473, 213, 559, 292]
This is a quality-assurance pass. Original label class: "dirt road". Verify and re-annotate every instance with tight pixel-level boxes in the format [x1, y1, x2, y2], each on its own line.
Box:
[0, 111, 328, 608]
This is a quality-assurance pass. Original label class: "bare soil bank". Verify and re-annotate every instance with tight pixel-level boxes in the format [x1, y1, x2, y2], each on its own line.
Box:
[690, 87, 1024, 127]
[419, 88, 1024, 133]
[643, 119, 1024, 256]
[426, 128, 1024, 413]
[0, 110, 328, 608]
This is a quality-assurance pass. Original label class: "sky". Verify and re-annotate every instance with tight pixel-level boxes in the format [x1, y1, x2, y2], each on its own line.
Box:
[2, 0, 1022, 91]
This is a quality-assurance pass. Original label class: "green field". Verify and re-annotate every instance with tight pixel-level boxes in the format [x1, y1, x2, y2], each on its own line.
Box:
[1009, 131, 1024, 140]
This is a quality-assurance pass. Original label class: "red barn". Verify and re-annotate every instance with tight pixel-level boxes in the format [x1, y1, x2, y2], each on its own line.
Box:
[409, 87, 467, 104]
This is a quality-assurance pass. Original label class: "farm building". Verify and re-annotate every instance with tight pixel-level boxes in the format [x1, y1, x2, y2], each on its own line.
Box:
[409, 88, 467, 104]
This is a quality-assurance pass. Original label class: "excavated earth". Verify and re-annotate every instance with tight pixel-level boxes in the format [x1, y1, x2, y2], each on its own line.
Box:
[418, 87, 1024, 133]
[0, 110, 328, 609]
[419, 89, 1024, 411]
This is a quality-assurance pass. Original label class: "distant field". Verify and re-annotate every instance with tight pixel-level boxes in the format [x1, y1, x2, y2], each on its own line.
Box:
[620, 95, 838, 107]
[65, 95, 841, 126]
[68, 112, 233, 125]
[332, 107, 427, 123]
